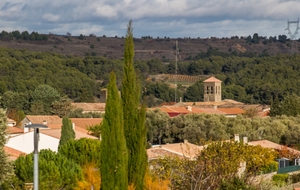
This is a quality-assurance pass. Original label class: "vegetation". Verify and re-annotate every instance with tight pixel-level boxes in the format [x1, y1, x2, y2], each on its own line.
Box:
[151, 140, 276, 189]
[0, 109, 13, 185]
[58, 138, 101, 168]
[13, 149, 82, 189]
[146, 109, 300, 146]
[101, 71, 128, 189]
[122, 20, 147, 189]
[59, 117, 76, 148]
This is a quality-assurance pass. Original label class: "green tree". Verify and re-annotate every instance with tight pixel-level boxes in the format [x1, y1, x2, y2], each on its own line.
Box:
[122, 20, 148, 189]
[0, 109, 13, 185]
[14, 149, 82, 190]
[101, 71, 128, 190]
[50, 96, 72, 117]
[270, 95, 282, 116]
[59, 117, 75, 148]
[59, 138, 101, 168]
[31, 85, 61, 114]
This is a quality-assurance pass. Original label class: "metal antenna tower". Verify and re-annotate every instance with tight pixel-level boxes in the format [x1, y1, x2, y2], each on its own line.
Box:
[175, 40, 178, 103]
[285, 18, 300, 54]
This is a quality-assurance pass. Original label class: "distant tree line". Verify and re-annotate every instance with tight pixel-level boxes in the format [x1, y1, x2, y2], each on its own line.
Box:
[146, 109, 300, 147]
[0, 30, 48, 41]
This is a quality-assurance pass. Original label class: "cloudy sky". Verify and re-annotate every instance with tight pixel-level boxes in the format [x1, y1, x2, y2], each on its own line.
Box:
[0, 0, 300, 38]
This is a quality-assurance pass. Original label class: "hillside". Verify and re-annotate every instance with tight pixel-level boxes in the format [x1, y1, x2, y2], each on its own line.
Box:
[0, 34, 297, 61]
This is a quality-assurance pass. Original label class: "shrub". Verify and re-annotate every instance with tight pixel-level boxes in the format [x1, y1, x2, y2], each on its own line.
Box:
[290, 173, 300, 183]
[272, 174, 289, 183]
[90, 44, 94, 49]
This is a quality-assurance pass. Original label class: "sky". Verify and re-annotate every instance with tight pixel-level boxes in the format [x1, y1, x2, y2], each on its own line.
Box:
[0, 0, 300, 39]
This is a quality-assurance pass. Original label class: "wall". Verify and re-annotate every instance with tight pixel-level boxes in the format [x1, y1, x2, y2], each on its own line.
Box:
[6, 131, 59, 154]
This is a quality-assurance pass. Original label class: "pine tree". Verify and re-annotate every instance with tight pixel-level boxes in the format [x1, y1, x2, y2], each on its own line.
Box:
[0, 109, 13, 184]
[122, 20, 148, 189]
[101, 71, 128, 190]
[59, 117, 75, 148]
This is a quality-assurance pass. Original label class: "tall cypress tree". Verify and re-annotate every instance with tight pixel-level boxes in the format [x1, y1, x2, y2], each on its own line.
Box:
[101, 71, 128, 190]
[59, 117, 75, 148]
[122, 20, 148, 189]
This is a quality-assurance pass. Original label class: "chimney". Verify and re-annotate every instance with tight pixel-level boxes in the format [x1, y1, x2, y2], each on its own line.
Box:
[234, 134, 239, 143]
[180, 97, 182, 102]
[213, 105, 217, 109]
[43, 120, 47, 125]
[72, 123, 75, 130]
[187, 106, 192, 111]
[184, 139, 188, 144]
[243, 137, 248, 144]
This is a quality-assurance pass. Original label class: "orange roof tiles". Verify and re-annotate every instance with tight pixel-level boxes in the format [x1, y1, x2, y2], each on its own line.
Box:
[4, 146, 26, 160]
[71, 103, 106, 111]
[40, 128, 98, 140]
[200, 108, 226, 114]
[147, 142, 203, 160]
[217, 108, 245, 115]
[26, 115, 62, 125]
[203, 77, 222, 83]
[249, 140, 300, 155]
[70, 118, 103, 130]
[7, 127, 24, 134]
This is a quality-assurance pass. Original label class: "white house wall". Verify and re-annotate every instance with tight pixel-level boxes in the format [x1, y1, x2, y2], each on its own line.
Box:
[6, 132, 59, 154]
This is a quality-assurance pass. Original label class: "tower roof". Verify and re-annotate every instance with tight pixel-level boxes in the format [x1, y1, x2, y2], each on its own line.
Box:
[204, 77, 222, 83]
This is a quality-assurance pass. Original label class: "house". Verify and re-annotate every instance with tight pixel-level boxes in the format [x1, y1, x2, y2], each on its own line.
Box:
[5, 125, 98, 155]
[4, 146, 26, 161]
[20, 115, 62, 129]
[147, 140, 203, 161]
[71, 103, 106, 113]
[7, 118, 16, 127]
[70, 118, 103, 134]
[148, 106, 245, 117]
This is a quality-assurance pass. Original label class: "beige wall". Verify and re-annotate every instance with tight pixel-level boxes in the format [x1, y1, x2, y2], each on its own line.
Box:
[204, 82, 222, 102]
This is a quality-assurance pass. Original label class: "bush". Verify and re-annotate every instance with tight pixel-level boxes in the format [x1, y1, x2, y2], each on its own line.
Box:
[290, 173, 300, 183]
[219, 176, 257, 190]
[90, 44, 94, 49]
[272, 173, 289, 183]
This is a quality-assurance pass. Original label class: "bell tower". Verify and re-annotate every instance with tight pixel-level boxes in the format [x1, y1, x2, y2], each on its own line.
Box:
[203, 77, 222, 102]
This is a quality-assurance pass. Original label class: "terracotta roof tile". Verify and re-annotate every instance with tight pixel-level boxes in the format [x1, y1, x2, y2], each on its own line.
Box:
[199, 108, 227, 114]
[7, 127, 24, 134]
[70, 118, 103, 130]
[40, 128, 98, 140]
[249, 140, 300, 155]
[147, 142, 203, 160]
[217, 108, 245, 115]
[26, 115, 62, 125]
[71, 103, 106, 112]
[4, 146, 26, 160]
[203, 77, 222, 83]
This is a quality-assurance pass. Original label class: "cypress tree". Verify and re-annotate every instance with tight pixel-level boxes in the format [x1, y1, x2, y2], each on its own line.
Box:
[0, 109, 13, 184]
[122, 20, 148, 189]
[101, 71, 128, 190]
[59, 117, 75, 148]
[270, 95, 281, 116]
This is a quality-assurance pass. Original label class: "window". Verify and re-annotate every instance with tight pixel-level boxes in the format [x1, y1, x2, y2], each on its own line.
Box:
[207, 86, 209, 94]
[211, 86, 213, 94]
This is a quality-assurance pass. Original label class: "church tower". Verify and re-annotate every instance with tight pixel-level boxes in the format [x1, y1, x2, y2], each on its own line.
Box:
[203, 77, 222, 102]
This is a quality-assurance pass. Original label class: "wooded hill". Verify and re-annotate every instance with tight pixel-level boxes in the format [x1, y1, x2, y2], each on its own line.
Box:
[1, 46, 300, 110]
[0, 30, 297, 61]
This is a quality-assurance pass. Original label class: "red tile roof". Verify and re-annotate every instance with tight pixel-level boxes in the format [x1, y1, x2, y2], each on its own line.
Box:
[4, 146, 26, 160]
[217, 108, 245, 115]
[203, 77, 222, 83]
[26, 115, 62, 125]
[7, 127, 24, 134]
[71, 103, 106, 111]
